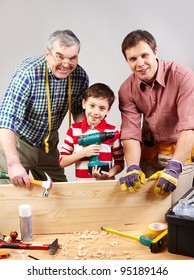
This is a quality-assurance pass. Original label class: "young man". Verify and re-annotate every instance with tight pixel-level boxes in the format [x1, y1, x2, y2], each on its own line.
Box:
[59, 83, 124, 180]
[0, 30, 89, 187]
[118, 29, 194, 204]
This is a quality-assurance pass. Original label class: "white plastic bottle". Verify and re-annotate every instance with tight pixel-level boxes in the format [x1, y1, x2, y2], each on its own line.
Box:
[19, 204, 33, 242]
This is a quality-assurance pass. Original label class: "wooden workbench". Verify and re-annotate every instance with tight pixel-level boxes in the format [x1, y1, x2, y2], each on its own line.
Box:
[0, 180, 192, 260]
[2, 231, 193, 260]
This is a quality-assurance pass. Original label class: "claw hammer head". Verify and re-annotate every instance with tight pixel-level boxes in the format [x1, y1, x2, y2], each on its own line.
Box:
[41, 173, 53, 197]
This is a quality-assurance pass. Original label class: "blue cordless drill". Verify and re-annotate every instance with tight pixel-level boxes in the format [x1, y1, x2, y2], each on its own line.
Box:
[78, 131, 116, 175]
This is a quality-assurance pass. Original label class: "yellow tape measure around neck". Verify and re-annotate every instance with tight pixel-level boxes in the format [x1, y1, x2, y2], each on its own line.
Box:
[68, 74, 72, 127]
[44, 67, 72, 153]
[44, 66, 51, 153]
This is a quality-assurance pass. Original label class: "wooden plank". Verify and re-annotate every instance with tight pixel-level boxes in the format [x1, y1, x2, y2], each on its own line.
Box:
[0, 180, 171, 235]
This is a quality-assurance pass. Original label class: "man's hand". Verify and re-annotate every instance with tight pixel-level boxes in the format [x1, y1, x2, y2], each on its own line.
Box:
[119, 164, 146, 193]
[149, 160, 182, 194]
[8, 163, 30, 188]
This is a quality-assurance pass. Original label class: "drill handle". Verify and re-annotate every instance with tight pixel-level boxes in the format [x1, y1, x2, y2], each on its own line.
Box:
[89, 155, 98, 163]
[0, 171, 9, 179]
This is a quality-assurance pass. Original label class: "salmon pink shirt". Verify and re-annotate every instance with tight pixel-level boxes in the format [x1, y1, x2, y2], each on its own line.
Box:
[119, 60, 194, 144]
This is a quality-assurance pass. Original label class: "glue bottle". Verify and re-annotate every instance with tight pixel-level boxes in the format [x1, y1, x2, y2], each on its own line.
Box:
[19, 204, 33, 242]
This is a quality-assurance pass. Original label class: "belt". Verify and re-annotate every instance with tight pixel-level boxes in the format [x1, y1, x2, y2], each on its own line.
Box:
[141, 143, 192, 164]
[17, 135, 41, 148]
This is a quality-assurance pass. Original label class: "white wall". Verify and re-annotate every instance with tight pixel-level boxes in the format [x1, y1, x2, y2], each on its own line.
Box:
[0, 0, 194, 180]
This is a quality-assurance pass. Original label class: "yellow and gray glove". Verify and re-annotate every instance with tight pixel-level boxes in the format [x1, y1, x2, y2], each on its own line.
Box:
[119, 164, 146, 193]
[149, 160, 182, 194]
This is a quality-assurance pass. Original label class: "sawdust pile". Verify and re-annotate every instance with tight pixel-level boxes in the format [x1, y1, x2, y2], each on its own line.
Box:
[60, 229, 134, 260]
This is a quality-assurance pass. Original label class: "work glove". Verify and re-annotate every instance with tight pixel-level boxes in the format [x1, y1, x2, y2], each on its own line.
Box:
[119, 164, 146, 193]
[149, 160, 182, 194]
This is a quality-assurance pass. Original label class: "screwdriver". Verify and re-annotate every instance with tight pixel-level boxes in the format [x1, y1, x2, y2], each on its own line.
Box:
[101, 226, 156, 246]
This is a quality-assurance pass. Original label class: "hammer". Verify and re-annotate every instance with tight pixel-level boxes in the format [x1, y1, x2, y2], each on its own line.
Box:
[0, 237, 58, 255]
[0, 171, 52, 196]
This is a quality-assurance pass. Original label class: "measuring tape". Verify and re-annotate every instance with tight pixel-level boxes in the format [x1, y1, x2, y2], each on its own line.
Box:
[148, 222, 167, 236]
[102, 222, 168, 253]
[147, 223, 168, 253]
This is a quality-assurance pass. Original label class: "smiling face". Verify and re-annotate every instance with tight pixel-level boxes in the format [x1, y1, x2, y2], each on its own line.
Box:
[45, 40, 79, 79]
[82, 96, 110, 127]
[125, 40, 158, 84]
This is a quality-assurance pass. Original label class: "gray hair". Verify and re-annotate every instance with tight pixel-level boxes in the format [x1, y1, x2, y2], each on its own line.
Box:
[47, 30, 80, 52]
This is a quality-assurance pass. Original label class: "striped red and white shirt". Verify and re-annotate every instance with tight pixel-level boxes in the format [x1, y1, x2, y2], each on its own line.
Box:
[59, 117, 124, 180]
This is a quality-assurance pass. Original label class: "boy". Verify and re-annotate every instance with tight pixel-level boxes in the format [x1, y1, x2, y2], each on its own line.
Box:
[59, 83, 124, 180]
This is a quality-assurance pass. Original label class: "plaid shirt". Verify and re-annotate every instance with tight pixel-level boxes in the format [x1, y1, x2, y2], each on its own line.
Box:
[0, 55, 89, 146]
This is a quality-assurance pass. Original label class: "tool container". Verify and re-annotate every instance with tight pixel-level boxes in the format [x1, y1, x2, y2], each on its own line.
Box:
[165, 186, 194, 257]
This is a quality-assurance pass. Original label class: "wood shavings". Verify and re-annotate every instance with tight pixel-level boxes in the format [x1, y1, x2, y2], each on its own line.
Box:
[91, 249, 106, 259]
[78, 243, 86, 250]
[123, 250, 132, 259]
[89, 231, 99, 235]
[70, 230, 99, 242]
[60, 229, 135, 260]
[107, 250, 114, 258]
[100, 231, 108, 236]
[109, 241, 118, 247]
[123, 250, 129, 254]
[77, 250, 87, 257]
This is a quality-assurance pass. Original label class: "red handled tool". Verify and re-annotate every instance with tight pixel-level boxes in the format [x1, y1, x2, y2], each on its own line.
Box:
[0, 238, 58, 255]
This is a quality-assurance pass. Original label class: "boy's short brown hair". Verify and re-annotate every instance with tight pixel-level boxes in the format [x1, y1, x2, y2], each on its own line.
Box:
[84, 83, 115, 109]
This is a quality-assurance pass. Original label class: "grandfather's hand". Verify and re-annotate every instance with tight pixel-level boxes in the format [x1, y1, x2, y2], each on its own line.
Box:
[8, 163, 31, 188]
[149, 160, 182, 195]
[119, 164, 146, 193]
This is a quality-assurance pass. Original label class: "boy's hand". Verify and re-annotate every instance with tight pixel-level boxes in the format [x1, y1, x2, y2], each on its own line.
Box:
[82, 144, 101, 157]
[91, 166, 113, 180]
